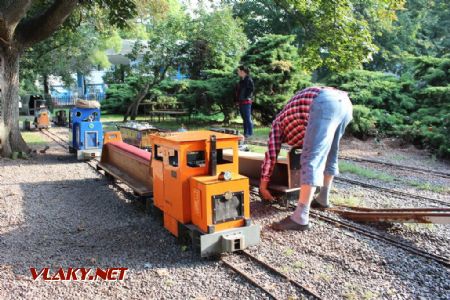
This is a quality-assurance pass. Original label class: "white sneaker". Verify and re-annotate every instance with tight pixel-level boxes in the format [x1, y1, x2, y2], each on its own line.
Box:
[239, 144, 249, 151]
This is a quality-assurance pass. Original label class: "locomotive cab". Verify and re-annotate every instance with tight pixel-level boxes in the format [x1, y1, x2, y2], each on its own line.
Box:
[34, 106, 50, 129]
[69, 104, 103, 160]
[151, 131, 260, 257]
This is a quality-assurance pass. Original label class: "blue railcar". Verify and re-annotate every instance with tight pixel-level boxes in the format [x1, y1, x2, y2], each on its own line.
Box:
[69, 106, 103, 160]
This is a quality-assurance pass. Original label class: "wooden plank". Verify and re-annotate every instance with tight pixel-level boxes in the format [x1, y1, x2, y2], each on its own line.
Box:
[98, 162, 152, 196]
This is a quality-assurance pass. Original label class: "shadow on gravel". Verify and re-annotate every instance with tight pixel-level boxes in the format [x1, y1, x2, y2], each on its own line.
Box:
[0, 153, 83, 167]
[0, 177, 209, 278]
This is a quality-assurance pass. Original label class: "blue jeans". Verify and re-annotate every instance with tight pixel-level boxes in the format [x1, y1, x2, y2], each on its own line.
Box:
[300, 89, 353, 186]
[239, 104, 253, 137]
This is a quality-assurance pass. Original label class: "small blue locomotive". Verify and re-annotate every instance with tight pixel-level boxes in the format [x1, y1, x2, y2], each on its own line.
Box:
[69, 104, 103, 160]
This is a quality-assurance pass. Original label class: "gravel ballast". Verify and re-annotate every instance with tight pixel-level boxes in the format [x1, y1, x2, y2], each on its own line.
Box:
[1, 129, 449, 299]
[0, 138, 265, 299]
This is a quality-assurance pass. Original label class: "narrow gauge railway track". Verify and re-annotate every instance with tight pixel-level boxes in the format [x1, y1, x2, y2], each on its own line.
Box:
[40, 129, 70, 150]
[40, 129, 140, 200]
[40, 129, 322, 299]
[249, 189, 450, 268]
[310, 210, 450, 268]
[246, 141, 450, 179]
[245, 141, 449, 207]
[335, 177, 450, 207]
[339, 156, 450, 179]
[43, 129, 450, 269]
[221, 251, 322, 300]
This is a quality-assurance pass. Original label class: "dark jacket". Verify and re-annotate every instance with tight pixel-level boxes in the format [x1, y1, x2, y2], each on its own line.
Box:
[237, 75, 254, 102]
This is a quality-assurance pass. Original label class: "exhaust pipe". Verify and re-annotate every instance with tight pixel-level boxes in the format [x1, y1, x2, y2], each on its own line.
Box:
[210, 135, 217, 176]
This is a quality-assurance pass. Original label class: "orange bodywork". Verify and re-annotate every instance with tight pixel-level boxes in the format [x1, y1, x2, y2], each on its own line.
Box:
[103, 131, 123, 144]
[150, 131, 242, 236]
[190, 175, 250, 233]
[36, 111, 50, 128]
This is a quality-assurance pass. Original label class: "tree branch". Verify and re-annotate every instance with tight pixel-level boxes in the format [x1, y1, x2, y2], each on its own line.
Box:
[0, 0, 33, 42]
[16, 0, 79, 47]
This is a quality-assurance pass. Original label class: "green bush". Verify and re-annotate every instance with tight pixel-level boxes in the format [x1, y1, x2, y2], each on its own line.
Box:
[154, 73, 238, 124]
[328, 57, 450, 158]
[103, 76, 140, 113]
[328, 70, 415, 113]
[347, 105, 377, 139]
[240, 35, 309, 125]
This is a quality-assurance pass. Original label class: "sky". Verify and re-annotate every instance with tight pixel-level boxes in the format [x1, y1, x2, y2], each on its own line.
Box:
[182, 0, 222, 15]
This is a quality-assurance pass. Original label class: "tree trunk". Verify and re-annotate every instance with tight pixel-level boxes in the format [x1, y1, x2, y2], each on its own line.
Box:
[0, 48, 29, 157]
[43, 74, 49, 95]
[123, 82, 151, 122]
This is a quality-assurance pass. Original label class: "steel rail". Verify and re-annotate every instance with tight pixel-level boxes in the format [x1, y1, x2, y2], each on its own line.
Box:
[246, 140, 450, 179]
[42, 129, 321, 299]
[220, 258, 279, 300]
[309, 210, 450, 268]
[40, 129, 69, 149]
[339, 156, 450, 179]
[240, 251, 322, 299]
[221, 251, 322, 300]
[335, 177, 450, 207]
[249, 190, 450, 268]
[39, 129, 141, 202]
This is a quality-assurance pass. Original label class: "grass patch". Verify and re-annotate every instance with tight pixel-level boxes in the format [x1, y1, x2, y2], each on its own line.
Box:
[362, 291, 379, 300]
[314, 272, 332, 282]
[252, 127, 271, 139]
[331, 195, 363, 207]
[21, 132, 47, 146]
[281, 266, 291, 274]
[292, 261, 305, 269]
[283, 248, 294, 256]
[339, 161, 395, 182]
[389, 154, 407, 162]
[403, 223, 436, 233]
[343, 284, 363, 300]
[340, 161, 449, 194]
[404, 180, 450, 194]
[101, 114, 271, 137]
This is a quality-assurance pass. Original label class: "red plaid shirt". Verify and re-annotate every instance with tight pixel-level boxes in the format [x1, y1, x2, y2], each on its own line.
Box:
[261, 87, 322, 182]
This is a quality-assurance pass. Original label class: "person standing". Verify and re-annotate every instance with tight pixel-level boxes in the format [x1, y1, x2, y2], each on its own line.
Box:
[236, 66, 254, 140]
[259, 87, 353, 231]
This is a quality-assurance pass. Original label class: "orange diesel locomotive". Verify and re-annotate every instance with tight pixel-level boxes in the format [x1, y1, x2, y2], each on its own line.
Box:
[98, 130, 260, 257]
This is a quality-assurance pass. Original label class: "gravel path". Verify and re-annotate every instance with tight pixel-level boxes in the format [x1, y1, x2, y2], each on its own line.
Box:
[329, 181, 450, 261]
[1, 129, 449, 299]
[339, 136, 450, 174]
[250, 200, 450, 300]
[0, 135, 265, 300]
[337, 163, 450, 203]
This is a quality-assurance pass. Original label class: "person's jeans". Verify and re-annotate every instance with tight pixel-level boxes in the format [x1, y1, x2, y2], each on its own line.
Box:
[300, 89, 353, 186]
[239, 104, 253, 138]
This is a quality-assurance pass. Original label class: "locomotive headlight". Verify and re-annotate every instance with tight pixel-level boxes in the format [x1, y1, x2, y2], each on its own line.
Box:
[219, 171, 232, 181]
[224, 191, 233, 200]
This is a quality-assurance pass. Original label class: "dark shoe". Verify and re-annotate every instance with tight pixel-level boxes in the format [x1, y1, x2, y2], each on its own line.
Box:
[261, 198, 275, 206]
[310, 199, 332, 209]
[271, 216, 310, 231]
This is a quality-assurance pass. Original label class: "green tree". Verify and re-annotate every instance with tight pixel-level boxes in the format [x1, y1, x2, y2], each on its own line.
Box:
[0, 0, 136, 156]
[122, 5, 248, 121]
[240, 34, 310, 125]
[369, 0, 450, 71]
[186, 7, 248, 79]
[227, 0, 404, 72]
[123, 5, 189, 121]
[19, 25, 109, 97]
[407, 57, 450, 157]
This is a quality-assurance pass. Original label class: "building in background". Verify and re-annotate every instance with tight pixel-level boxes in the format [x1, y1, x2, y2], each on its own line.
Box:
[48, 39, 188, 107]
